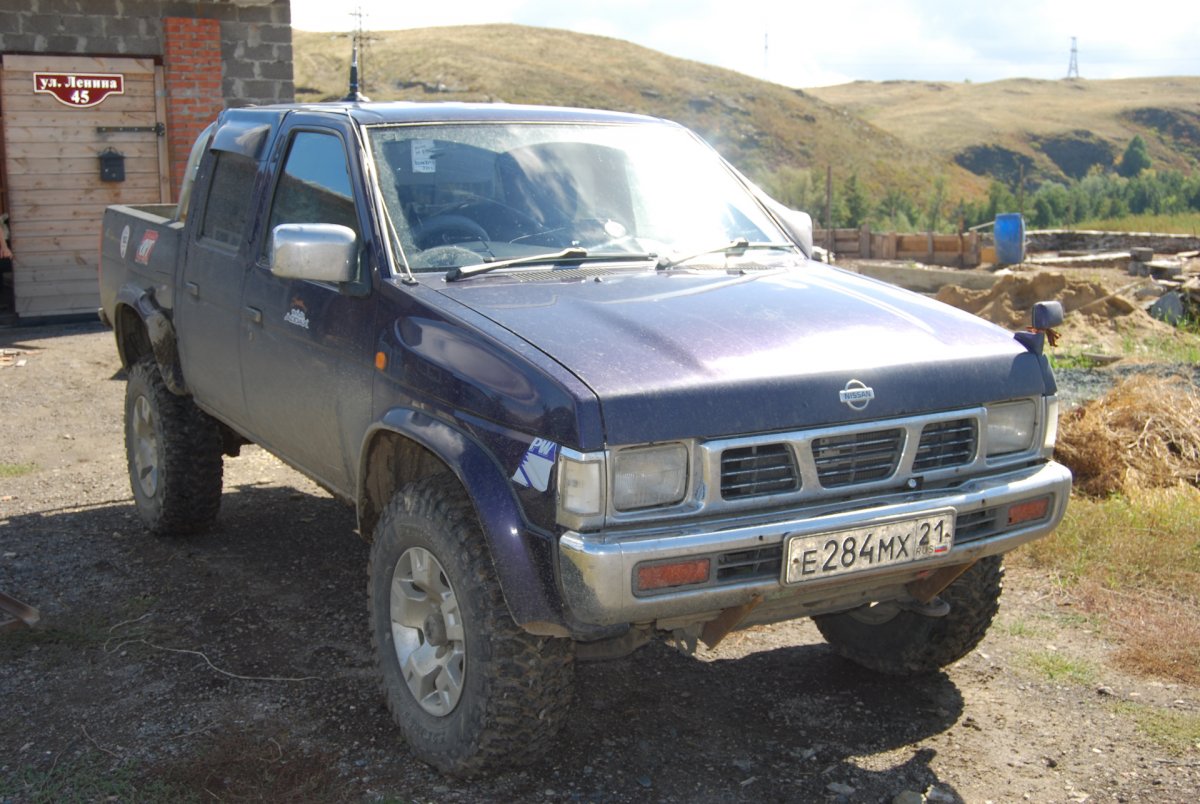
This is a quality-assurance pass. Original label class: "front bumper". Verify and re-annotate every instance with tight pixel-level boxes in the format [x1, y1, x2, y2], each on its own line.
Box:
[558, 460, 1071, 628]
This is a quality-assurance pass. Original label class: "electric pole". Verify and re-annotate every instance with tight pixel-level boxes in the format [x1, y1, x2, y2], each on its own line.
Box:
[1067, 37, 1079, 80]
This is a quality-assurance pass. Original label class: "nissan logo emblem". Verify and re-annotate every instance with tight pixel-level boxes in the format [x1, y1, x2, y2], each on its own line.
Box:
[839, 379, 875, 411]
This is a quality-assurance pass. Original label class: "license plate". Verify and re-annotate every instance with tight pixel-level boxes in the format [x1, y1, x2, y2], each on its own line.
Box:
[783, 511, 955, 585]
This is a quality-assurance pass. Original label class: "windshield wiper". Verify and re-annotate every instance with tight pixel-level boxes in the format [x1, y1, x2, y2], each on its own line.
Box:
[445, 247, 655, 282]
[655, 239, 796, 270]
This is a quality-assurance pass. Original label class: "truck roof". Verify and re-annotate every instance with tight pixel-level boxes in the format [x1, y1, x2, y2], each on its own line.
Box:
[243, 101, 672, 128]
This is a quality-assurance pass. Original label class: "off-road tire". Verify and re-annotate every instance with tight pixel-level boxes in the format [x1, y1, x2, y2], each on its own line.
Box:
[814, 556, 1004, 676]
[369, 474, 574, 776]
[124, 357, 223, 536]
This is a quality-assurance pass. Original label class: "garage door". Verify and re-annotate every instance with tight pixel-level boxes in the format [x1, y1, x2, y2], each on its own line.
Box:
[1, 54, 170, 318]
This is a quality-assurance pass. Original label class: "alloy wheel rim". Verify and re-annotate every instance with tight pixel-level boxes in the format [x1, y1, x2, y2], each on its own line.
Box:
[390, 546, 466, 716]
[131, 395, 160, 498]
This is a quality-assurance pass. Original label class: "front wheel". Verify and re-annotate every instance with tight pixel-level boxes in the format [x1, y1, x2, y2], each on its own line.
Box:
[814, 556, 1004, 676]
[124, 357, 223, 536]
[369, 474, 574, 776]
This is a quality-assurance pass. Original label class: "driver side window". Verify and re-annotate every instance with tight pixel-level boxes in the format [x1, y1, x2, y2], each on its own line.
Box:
[263, 131, 360, 260]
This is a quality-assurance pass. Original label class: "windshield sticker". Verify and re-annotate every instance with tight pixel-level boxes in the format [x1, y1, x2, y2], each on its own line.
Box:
[512, 438, 558, 492]
[411, 139, 437, 174]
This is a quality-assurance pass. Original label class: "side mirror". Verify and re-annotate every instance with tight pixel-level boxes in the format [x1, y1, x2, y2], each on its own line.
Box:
[775, 207, 814, 258]
[270, 223, 357, 284]
[1032, 301, 1064, 330]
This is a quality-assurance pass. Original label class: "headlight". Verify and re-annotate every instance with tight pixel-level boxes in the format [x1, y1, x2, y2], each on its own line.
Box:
[612, 443, 689, 511]
[986, 400, 1037, 456]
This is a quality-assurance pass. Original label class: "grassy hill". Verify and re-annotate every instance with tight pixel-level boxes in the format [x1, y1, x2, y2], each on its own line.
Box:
[294, 26, 1199, 210]
[292, 25, 986, 203]
[808, 77, 1200, 188]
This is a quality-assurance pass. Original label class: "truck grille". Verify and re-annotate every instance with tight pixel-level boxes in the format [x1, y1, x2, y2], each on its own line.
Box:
[720, 443, 799, 499]
[812, 428, 904, 487]
[716, 545, 783, 582]
[914, 419, 977, 471]
[708, 406, 1007, 508]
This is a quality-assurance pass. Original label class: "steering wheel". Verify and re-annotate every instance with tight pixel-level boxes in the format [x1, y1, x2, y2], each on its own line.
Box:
[412, 214, 489, 249]
[408, 245, 483, 271]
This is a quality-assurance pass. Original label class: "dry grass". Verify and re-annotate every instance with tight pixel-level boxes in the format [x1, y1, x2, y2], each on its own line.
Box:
[1055, 375, 1200, 497]
[809, 77, 1200, 181]
[1019, 486, 1200, 685]
[292, 25, 981, 199]
[1075, 212, 1200, 235]
[1088, 585, 1200, 684]
[1018, 375, 1200, 684]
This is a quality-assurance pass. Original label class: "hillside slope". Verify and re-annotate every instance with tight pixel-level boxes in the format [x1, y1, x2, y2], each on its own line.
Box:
[293, 25, 985, 201]
[809, 77, 1200, 188]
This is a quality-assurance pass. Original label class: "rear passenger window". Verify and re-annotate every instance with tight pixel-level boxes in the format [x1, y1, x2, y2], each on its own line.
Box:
[199, 151, 257, 248]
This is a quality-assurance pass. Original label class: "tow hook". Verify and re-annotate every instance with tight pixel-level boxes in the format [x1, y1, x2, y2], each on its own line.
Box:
[898, 596, 951, 618]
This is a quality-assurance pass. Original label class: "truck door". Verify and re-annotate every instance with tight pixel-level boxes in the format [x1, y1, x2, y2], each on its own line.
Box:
[239, 126, 377, 494]
[174, 145, 259, 429]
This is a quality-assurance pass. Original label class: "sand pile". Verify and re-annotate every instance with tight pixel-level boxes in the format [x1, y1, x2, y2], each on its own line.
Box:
[935, 272, 1177, 354]
[1055, 374, 1200, 497]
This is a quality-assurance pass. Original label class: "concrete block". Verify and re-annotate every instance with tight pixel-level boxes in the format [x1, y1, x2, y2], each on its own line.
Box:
[256, 59, 292, 80]
[1148, 260, 1184, 279]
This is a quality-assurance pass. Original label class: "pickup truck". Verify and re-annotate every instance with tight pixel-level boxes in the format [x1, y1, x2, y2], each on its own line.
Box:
[99, 101, 1071, 776]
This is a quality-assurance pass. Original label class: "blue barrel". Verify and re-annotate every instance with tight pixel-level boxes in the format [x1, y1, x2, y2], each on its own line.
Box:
[994, 213, 1025, 265]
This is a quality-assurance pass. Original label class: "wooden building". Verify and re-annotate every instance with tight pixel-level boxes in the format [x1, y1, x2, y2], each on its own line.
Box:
[0, 0, 294, 321]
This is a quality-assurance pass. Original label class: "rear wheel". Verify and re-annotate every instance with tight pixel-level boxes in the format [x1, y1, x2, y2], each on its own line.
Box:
[814, 556, 1004, 676]
[124, 357, 223, 536]
[369, 474, 574, 776]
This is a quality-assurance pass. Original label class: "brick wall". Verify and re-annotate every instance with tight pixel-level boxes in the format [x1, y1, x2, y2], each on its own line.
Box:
[0, 0, 293, 200]
[0, 0, 294, 106]
[163, 18, 224, 194]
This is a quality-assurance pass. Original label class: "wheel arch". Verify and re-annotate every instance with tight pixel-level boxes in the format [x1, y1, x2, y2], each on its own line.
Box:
[113, 285, 187, 395]
[358, 409, 566, 635]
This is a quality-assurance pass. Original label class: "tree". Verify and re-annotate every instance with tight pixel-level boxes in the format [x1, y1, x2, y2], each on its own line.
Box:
[842, 173, 870, 228]
[924, 176, 947, 232]
[765, 166, 819, 215]
[1118, 135, 1151, 178]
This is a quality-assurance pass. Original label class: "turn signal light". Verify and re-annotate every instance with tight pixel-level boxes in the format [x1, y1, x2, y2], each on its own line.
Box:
[1007, 497, 1050, 526]
[636, 558, 711, 592]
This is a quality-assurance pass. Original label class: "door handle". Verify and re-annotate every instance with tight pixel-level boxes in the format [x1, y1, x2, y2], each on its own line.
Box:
[185, 281, 199, 297]
[243, 306, 263, 324]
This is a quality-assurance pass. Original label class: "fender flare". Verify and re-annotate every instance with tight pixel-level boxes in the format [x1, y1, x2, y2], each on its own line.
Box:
[359, 408, 567, 635]
[114, 284, 187, 395]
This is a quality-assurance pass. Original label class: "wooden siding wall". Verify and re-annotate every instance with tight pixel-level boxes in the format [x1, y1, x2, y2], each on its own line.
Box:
[0, 54, 169, 317]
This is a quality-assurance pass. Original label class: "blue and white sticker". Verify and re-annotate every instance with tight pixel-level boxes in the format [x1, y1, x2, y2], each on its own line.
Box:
[512, 438, 558, 492]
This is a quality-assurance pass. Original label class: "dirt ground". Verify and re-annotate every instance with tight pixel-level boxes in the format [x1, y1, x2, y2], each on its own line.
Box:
[2, 321, 1199, 803]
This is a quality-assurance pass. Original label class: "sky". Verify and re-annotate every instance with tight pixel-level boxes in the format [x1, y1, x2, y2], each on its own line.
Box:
[289, 0, 1199, 89]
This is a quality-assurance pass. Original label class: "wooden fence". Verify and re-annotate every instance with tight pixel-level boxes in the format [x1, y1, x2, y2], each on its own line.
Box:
[814, 225, 983, 268]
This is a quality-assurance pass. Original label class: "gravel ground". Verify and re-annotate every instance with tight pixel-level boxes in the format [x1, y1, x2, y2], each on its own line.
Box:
[1055, 364, 1200, 410]
[2, 322, 1198, 803]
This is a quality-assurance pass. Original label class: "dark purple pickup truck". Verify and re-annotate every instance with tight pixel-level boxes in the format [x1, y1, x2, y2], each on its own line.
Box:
[99, 102, 1070, 775]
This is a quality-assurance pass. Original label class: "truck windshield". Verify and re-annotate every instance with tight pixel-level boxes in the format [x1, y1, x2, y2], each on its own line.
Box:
[366, 122, 794, 273]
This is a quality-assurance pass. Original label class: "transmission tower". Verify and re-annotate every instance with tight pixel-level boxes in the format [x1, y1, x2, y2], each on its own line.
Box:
[1066, 37, 1080, 80]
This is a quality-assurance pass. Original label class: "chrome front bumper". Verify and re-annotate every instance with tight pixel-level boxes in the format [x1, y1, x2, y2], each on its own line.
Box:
[558, 461, 1072, 628]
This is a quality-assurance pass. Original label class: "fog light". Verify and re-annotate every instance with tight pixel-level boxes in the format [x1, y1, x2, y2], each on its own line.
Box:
[636, 558, 711, 592]
[1008, 497, 1050, 526]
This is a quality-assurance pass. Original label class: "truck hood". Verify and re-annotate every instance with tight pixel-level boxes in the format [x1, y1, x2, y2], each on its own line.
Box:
[432, 262, 1050, 445]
